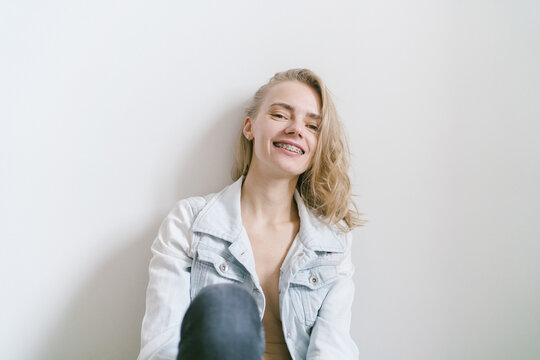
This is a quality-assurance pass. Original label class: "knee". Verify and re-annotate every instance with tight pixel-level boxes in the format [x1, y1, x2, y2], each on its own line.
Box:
[185, 283, 260, 332]
[179, 284, 264, 359]
[192, 283, 256, 310]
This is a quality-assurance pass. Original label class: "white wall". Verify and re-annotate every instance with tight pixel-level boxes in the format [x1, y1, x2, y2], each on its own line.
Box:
[1, 1, 539, 359]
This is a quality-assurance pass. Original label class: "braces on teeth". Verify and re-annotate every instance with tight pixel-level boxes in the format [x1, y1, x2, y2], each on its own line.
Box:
[275, 143, 304, 154]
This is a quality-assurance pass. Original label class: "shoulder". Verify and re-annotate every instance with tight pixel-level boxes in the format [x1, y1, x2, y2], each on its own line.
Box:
[152, 191, 221, 255]
[297, 196, 353, 254]
[166, 191, 218, 224]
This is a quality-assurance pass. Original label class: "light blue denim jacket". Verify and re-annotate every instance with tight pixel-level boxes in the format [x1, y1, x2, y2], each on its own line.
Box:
[138, 177, 359, 360]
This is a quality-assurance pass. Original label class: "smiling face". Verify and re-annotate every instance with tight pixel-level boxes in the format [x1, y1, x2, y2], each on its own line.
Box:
[242, 80, 321, 180]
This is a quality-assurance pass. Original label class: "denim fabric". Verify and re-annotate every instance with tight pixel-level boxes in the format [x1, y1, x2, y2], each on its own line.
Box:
[178, 284, 264, 360]
[138, 177, 359, 360]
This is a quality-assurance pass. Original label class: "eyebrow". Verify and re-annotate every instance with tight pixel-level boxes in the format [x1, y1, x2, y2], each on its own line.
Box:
[269, 102, 321, 121]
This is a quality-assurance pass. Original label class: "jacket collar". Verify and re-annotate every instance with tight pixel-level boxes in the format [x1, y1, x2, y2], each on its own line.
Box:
[192, 177, 346, 253]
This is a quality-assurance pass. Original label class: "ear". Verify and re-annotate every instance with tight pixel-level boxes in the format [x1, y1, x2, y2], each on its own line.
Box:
[242, 117, 253, 141]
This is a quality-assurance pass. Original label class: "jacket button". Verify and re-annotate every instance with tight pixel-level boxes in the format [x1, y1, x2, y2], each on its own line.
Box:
[219, 262, 228, 273]
[287, 331, 291, 338]
[309, 274, 318, 285]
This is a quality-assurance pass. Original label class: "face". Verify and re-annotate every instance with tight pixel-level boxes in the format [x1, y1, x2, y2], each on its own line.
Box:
[243, 81, 321, 179]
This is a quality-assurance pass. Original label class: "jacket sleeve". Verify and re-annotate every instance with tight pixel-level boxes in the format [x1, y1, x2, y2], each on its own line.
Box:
[306, 231, 359, 359]
[138, 199, 196, 360]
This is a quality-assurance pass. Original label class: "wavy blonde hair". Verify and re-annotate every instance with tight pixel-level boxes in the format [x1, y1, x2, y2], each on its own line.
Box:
[232, 69, 365, 232]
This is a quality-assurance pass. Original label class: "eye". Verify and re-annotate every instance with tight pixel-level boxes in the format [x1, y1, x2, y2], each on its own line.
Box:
[271, 113, 287, 120]
[307, 124, 319, 131]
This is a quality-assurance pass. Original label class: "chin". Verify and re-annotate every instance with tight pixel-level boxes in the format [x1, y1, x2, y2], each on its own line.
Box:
[259, 155, 310, 178]
[275, 165, 308, 178]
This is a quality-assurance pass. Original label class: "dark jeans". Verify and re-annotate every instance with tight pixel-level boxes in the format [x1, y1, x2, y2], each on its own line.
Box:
[177, 284, 265, 360]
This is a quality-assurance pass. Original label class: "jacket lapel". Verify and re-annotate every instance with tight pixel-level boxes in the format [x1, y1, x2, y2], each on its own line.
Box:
[191, 177, 348, 288]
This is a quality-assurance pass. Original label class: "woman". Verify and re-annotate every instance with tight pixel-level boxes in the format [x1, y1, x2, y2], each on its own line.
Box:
[138, 69, 363, 360]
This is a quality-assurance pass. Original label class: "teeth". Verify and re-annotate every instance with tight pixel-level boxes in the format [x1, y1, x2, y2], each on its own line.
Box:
[275, 142, 304, 154]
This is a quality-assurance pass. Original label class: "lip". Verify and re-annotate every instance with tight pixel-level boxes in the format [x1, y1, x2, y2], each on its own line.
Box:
[273, 140, 306, 154]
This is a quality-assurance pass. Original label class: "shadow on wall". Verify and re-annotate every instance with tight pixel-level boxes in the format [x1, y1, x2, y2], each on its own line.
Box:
[39, 106, 243, 360]
[40, 230, 154, 360]
[169, 103, 244, 198]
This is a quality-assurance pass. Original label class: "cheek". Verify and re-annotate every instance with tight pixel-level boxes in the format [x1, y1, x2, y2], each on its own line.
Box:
[304, 138, 318, 166]
[253, 120, 274, 139]
[309, 136, 319, 155]
[252, 129, 273, 155]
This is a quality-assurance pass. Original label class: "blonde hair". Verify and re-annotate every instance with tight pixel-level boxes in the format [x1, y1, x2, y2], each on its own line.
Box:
[232, 69, 365, 232]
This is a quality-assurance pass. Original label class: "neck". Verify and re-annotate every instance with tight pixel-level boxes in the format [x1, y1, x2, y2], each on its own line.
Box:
[241, 170, 299, 226]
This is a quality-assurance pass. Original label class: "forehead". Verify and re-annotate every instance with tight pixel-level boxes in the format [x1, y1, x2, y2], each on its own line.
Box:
[262, 81, 321, 114]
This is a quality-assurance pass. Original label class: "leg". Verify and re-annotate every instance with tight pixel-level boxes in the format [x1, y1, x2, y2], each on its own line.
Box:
[178, 283, 265, 360]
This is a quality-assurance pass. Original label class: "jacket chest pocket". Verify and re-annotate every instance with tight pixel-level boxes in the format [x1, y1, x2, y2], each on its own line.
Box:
[288, 265, 339, 327]
[190, 245, 248, 300]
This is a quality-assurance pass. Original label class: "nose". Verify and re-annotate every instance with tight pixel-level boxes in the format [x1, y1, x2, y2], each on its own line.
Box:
[285, 120, 302, 137]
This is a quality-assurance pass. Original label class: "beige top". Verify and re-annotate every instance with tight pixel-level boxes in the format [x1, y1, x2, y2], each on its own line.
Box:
[244, 221, 298, 360]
